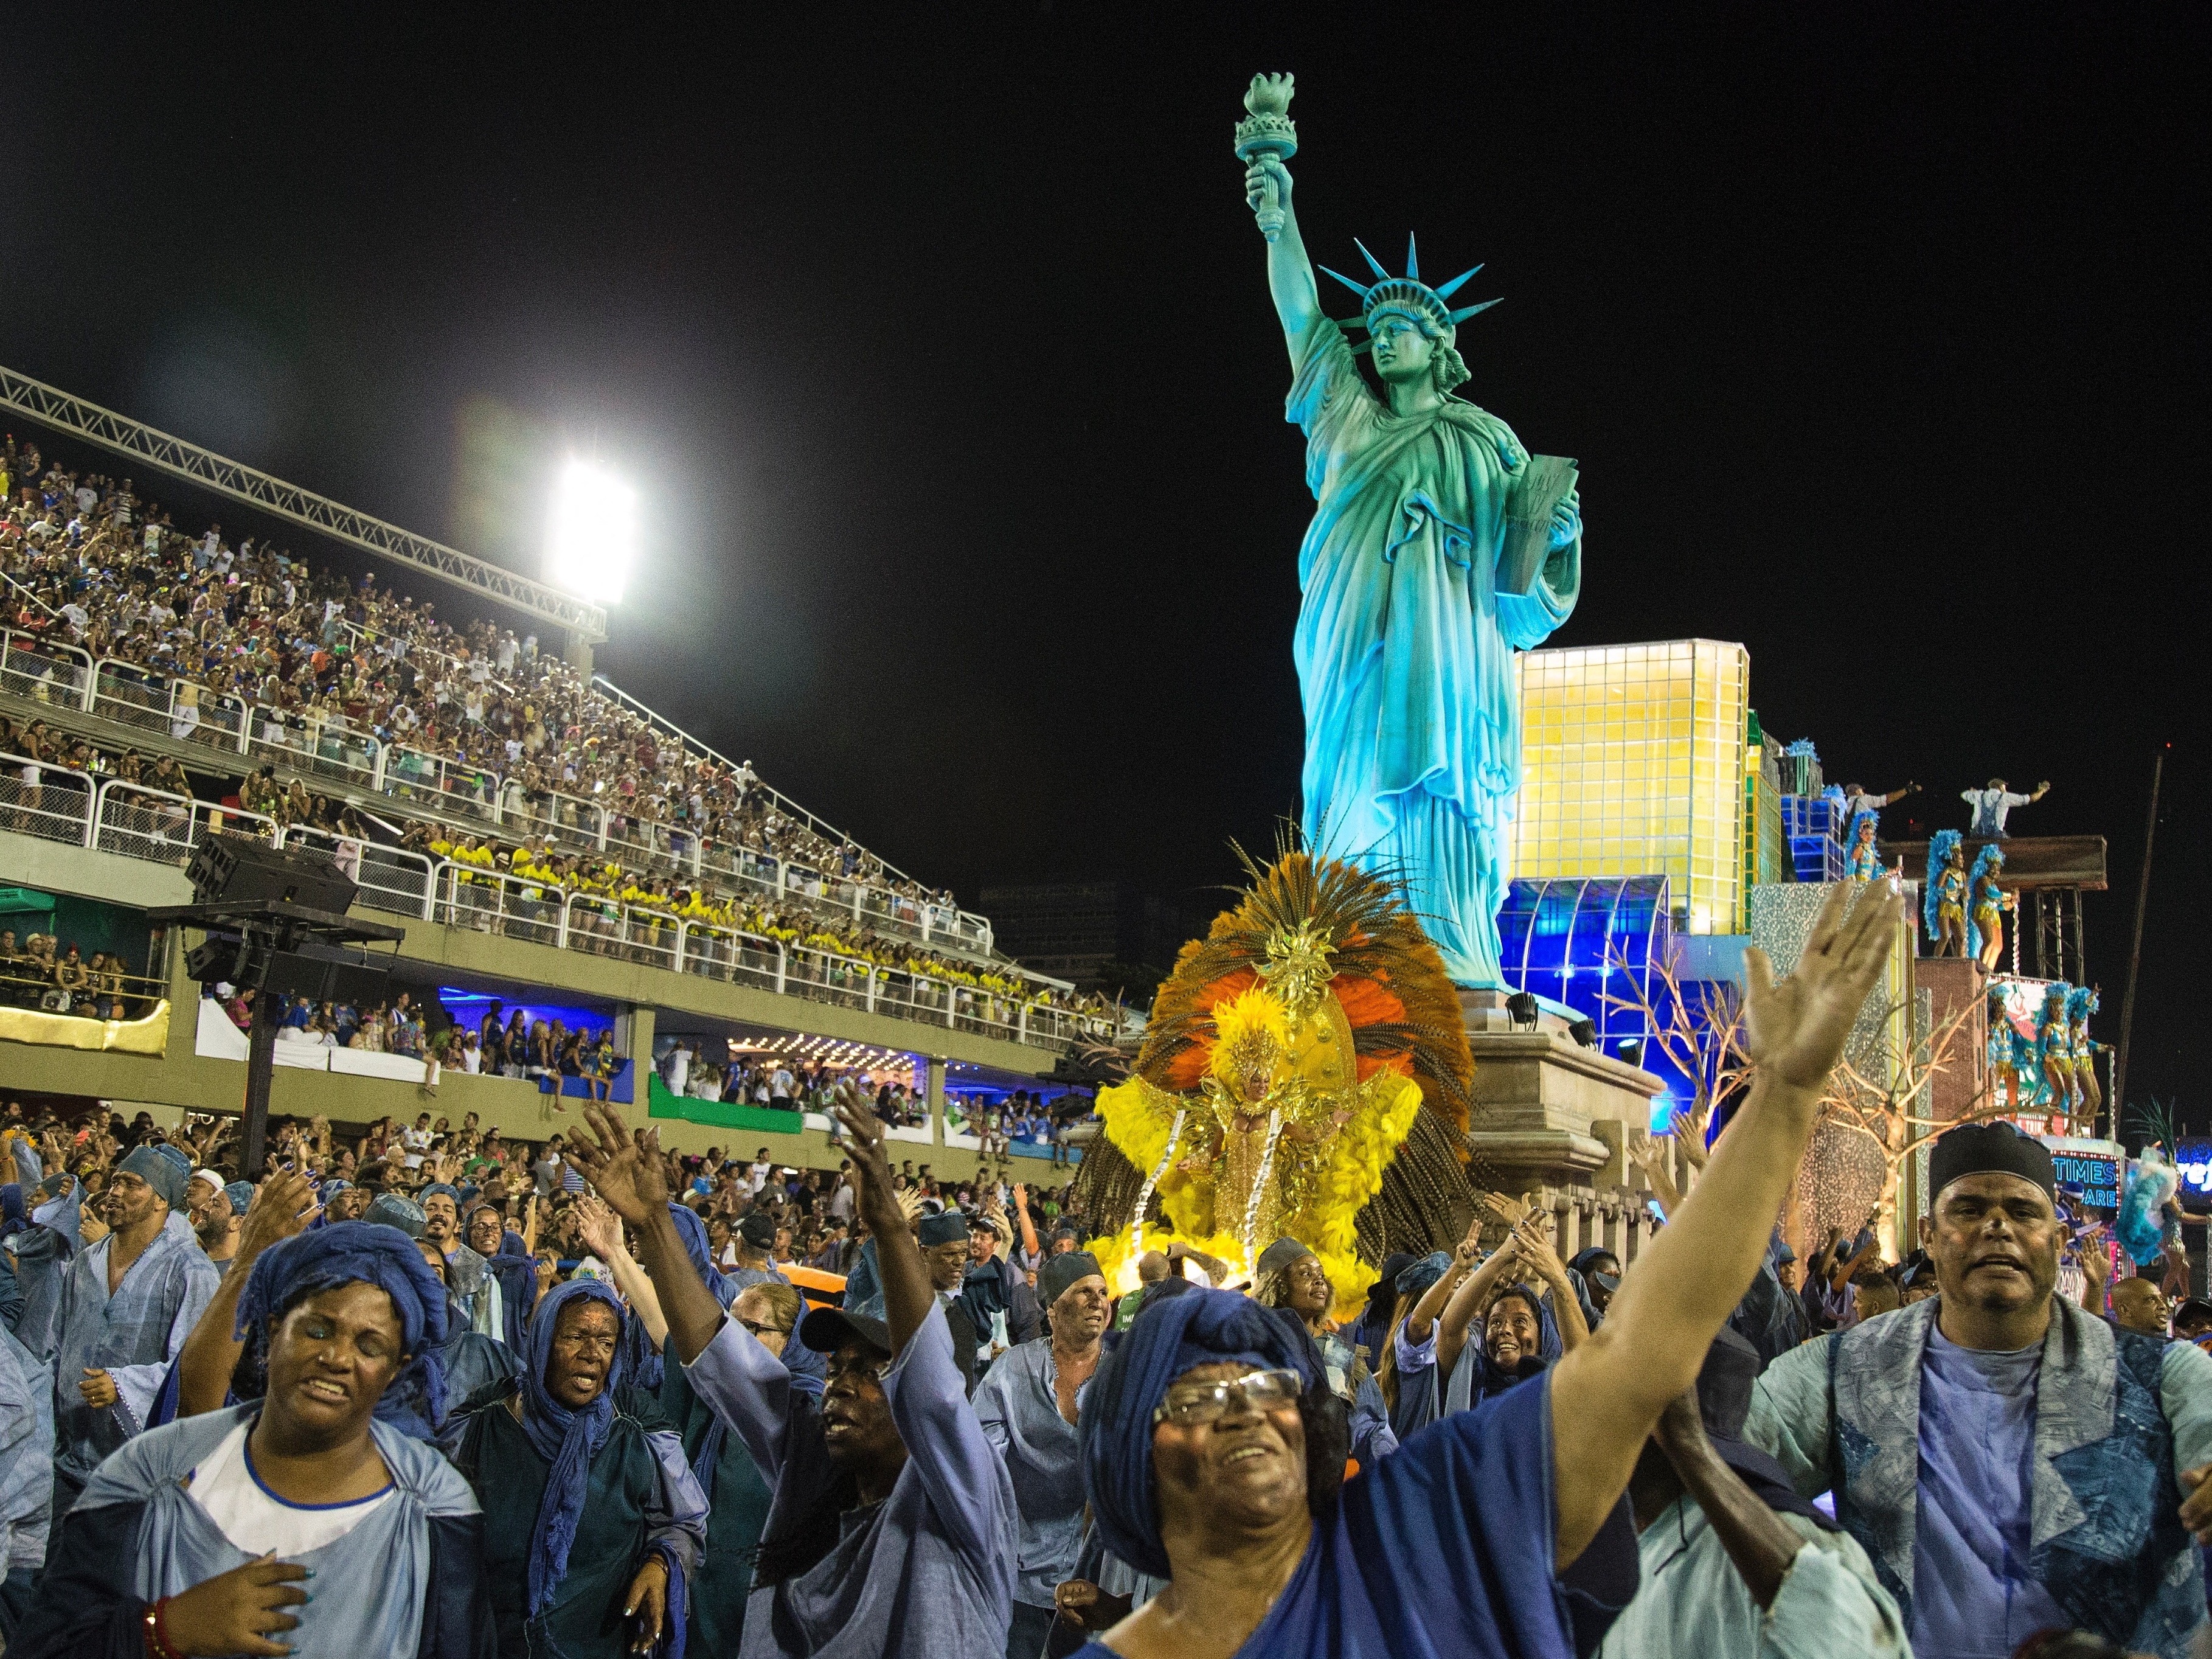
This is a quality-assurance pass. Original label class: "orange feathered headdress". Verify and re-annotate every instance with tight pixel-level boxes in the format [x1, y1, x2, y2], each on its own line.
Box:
[1135, 848, 1474, 1141]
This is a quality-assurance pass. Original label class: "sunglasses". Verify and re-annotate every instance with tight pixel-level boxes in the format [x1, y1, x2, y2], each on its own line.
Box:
[1154, 1368, 1304, 1426]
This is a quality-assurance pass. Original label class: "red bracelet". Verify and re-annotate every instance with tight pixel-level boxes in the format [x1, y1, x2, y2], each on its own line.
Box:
[143, 1596, 183, 1659]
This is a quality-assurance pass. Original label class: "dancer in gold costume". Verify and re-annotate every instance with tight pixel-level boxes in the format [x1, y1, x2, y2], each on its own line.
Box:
[1069, 848, 1477, 1319]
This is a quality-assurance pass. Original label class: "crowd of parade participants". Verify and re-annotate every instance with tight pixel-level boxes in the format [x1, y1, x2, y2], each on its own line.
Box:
[2, 885, 2211, 1658]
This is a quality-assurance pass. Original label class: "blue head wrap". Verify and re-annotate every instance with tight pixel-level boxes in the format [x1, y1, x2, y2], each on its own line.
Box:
[520, 1277, 627, 1618]
[1395, 1250, 1452, 1303]
[32, 1178, 83, 1253]
[479, 1219, 537, 1352]
[1, 1184, 25, 1240]
[419, 1181, 462, 1207]
[224, 1180, 255, 1215]
[1078, 1286, 1322, 1579]
[117, 1144, 188, 1209]
[234, 1222, 451, 1435]
[666, 1202, 735, 1309]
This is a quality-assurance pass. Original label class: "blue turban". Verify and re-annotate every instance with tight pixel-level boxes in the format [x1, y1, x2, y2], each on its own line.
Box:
[419, 1181, 462, 1208]
[117, 1144, 187, 1209]
[483, 1223, 537, 1352]
[917, 1212, 969, 1248]
[1, 1184, 25, 1240]
[366, 1194, 426, 1238]
[520, 1278, 627, 1618]
[1395, 1250, 1454, 1303]
[224, 1180, 255, 1216]
[234, 1222, 451, 1435]
[666, 1202, 735, 1309]
[1079, 1286, 1322, 1579]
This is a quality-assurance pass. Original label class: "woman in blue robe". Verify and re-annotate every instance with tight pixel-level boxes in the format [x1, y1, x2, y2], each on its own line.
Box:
[450, 1276, 706, 1658]
[6, 1221, 494, 1657]
[1059, 880, 1906, 1656]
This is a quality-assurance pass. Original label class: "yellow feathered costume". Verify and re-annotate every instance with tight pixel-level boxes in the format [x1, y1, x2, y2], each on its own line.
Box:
[1074, 849, 1477, 1320]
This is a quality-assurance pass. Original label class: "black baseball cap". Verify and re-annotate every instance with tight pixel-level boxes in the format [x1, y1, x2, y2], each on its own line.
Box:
[799, 1304, 893, 1358]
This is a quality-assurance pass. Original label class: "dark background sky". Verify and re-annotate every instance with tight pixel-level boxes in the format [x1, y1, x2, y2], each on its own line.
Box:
[2, 9, 2201, 1111]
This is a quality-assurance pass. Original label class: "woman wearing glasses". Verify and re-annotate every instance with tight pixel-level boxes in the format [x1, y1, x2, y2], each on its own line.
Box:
[563, 1086, 1019, 1659]
[1066, 883, 1903, 1659]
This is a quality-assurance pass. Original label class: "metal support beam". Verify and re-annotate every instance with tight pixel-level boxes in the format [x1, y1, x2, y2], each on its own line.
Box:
[1, 362, 608, 641]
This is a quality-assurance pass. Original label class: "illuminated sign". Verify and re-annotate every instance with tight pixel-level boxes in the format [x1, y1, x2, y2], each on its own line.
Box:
[2176, 1140, 2212, 1195]
[2048, 1147, 2121, 1209]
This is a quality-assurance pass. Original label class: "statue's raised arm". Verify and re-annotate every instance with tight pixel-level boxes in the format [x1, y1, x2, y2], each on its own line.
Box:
[1238, 74, 1322, 352]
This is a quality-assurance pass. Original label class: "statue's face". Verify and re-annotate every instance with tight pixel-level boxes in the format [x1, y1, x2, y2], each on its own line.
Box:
[1368, 313, 1437, 384]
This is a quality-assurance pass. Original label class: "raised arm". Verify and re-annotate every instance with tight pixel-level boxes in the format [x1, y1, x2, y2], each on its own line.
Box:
[1515, 1223, 1590, 1355]
[1436, 1228, 1528, 1383]
[1243, 131, 1322, 351]
[566, 1104, 724, 1366]
[1547, 882, 1902, 1566]
[576, 1195, 667, 1349]
[830, 1087, 935, 1357]
[1407, 1217, 1485, 1346]
[172, 1173, 316, 1416]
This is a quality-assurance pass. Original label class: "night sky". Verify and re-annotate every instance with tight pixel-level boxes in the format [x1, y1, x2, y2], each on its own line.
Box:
[2, 11, 2201, 1111]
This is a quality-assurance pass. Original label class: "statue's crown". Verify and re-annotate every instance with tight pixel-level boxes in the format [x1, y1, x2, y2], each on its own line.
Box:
[1320, 235, 1499, 351]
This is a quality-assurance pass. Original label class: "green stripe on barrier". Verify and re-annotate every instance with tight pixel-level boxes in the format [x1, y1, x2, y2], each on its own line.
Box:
[646, 1072, 806, 1135]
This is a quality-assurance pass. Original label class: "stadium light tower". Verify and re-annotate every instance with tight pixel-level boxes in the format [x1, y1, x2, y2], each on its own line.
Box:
[547, 457, 639, 607]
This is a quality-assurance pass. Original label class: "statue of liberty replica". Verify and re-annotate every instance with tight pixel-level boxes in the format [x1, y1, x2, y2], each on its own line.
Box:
[1241, 74, 1584, 989]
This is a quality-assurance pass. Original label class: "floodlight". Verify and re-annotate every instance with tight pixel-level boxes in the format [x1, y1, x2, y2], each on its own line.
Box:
[547, 458, 639, 604]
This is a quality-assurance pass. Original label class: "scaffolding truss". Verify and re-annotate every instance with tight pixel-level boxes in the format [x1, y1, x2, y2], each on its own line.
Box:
[1, 362, 608, 641]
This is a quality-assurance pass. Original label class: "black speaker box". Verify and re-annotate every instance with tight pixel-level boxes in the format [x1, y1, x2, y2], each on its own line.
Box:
[187, 835, 359, 913]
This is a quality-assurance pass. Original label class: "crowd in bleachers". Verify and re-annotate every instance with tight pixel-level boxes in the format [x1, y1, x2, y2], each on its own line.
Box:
[0, 927, 147, 1018]
[1, 436, 951, 918]
[1, 437, 1121, 1036]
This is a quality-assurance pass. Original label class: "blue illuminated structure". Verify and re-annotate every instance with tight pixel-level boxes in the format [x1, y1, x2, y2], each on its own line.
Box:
[1496, 875, 1671, 1042]
[1496, 875, 1722, 1133]
[1781, 795, 1845, 883]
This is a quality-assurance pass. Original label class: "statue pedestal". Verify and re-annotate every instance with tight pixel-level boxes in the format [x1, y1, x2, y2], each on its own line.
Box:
[1461, 1029, 1663, 1194]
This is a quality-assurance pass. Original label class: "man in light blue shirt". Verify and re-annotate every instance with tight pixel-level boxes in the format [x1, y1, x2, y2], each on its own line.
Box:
[975, 1251, 1111, 1659]
[1960, 778, 2049, 838]
[1751, 1122, 2212, 1658]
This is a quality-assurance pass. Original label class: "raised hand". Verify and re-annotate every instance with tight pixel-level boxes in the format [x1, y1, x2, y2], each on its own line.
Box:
[1453, 1214, 1486, 1268]
[564, 1101, 670, 1226]
[236, 1171, 317, 1265]
[1742, 882, 1902, 1095]
[575, 1194, 624, 1262]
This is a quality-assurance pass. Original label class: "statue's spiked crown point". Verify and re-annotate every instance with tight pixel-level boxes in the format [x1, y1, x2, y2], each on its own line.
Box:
[1323, 238, 1502, 341]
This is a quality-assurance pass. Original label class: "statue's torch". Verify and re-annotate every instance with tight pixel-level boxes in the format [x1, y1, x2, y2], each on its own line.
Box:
[1235, 72, 1298, 242]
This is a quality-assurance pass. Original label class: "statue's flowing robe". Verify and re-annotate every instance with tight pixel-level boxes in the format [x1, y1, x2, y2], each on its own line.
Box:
[1288, 318, 1580, 987]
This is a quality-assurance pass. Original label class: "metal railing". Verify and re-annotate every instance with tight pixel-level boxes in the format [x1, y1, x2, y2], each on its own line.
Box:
[92, 779, 274, 863]
[285, 824, 436, 920]
[8, 649, 1012, 967]
[382, 743, 502, 828]
[245, 706, 382, 793]
[91, 659, 250, 760]
[0, 751, 96, 846]
[1, 628, 94, 712]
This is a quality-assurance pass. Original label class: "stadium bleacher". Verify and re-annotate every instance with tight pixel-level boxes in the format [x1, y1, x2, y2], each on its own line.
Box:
[1, 434, 1120, 1056]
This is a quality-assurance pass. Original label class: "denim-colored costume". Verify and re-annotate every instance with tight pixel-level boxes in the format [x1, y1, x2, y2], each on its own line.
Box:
[49, 1213, 218, 1491]
[1747, 1296, 2212, 1658]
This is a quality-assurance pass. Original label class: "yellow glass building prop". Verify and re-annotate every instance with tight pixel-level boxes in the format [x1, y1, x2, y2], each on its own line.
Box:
[1513, 639, 1751, 937]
